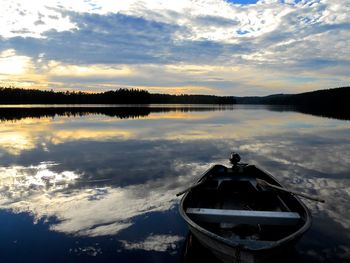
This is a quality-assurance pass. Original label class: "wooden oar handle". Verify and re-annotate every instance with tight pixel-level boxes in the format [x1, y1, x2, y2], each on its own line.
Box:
[176, 188, 190, 197]
[256, 178, 325, 203]
[176, 177, 208, 197]
[176, 181, 202, 197]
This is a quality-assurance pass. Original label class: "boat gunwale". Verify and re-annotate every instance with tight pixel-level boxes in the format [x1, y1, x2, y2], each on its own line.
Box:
[179, 163, 312, 252]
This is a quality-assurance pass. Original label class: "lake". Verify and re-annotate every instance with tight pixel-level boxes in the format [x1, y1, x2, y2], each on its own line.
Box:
[0, 105, 349, 262]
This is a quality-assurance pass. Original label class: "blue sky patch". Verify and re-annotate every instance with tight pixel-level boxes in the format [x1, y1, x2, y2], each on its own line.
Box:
[226, 0, 258, 4]
[236, 29, 250, 35]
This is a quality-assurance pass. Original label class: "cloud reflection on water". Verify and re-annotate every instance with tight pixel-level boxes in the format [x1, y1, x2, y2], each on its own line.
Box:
[0, 158, 209, 238]
[229, 131, 350, 262]
[0, 106, 349, 261]
[120, 234, 184, 253]
[0, 162, 80, 202]
[0, 107, 347, 156]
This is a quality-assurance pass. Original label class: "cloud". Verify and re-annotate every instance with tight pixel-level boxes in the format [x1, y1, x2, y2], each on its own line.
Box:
[0, 157, 209, 237]
[0, 1, 76, 38]
[120, 234, 184, 253]
[0, 49, 33, 75]
[47, 62, 133, 78]
[0, 48, 48, 88]
[2, 12, 180, 65]
[0, 0, 349, 94]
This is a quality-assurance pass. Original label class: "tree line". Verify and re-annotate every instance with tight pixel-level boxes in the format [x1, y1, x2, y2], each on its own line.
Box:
[0, 87, 236, 104]
[235, 86, 350, 107]
[235, 86, 350, 120]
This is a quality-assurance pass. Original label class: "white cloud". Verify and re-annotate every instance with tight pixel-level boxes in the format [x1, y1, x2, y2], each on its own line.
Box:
[46, 61, 133, 78]
[0, 0, 76, 38]
[0, 49, 33, 75]
[3, 0, 349, 42]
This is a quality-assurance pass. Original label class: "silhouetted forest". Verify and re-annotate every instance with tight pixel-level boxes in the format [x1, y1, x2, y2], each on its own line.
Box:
[0, 87, 236, 104]
[235, 86, 350, 120]
[235, 86, 350, 107]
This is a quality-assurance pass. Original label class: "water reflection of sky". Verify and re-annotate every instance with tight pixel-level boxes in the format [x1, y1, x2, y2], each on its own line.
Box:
[0, 105, 350, 262]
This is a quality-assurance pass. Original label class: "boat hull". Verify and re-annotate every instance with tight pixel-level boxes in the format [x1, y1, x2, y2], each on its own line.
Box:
[189, 224, 253, 263]
[179, 163, 312, 263]
[189, 224, 300, 263]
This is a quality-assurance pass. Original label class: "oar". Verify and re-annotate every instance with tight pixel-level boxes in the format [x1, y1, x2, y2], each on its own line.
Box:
[176, 177, 209, 197]
[176, 182, 202, 197]
[256, 178, 325, 203]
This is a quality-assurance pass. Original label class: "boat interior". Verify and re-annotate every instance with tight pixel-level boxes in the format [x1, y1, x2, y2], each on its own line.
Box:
[183, 165, 307, 248]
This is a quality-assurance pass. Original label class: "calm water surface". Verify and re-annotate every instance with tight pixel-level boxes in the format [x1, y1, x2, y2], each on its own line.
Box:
[0, 105, 349, 262]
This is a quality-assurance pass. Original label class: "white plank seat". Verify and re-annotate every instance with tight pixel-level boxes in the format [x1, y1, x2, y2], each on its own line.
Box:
[186, 208, 300, 226]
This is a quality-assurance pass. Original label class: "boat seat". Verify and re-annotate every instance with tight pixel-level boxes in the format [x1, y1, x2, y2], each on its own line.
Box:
[213, 176, 259, 191]
[186, 208, 300, 226]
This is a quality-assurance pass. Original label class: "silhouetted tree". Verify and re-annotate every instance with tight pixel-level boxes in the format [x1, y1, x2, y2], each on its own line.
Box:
[0, 87, 236, 105]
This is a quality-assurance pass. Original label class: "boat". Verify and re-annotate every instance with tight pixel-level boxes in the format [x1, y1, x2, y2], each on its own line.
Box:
[178, 153, 313, 263]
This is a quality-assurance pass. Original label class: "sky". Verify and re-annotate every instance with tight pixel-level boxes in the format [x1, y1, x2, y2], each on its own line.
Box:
[0, 0, 349, 96]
